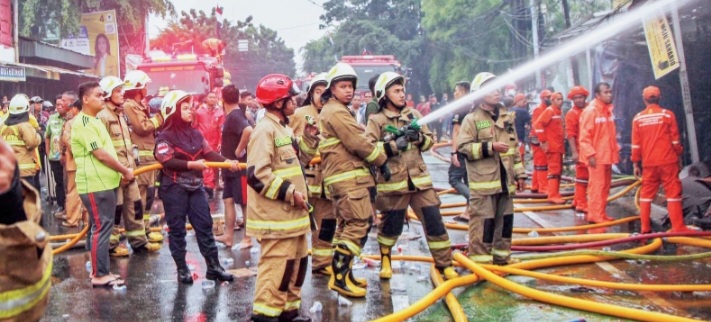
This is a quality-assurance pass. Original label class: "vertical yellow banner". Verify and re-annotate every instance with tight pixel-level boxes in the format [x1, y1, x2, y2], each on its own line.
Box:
[643, 13, 680, 80]
[81, 10, 120, 77]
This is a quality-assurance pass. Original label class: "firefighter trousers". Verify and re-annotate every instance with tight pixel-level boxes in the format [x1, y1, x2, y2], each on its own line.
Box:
[332, 188, 373, 257]
[136, 166, 158, 233]
[110, 180, 147, 250]
[252, 235, 308, 318]
[467, 193, 514, 263]
[159, 179, 218, 261]
[587, 164, 612, 221]
[376, 189, 452, 268]
[531, 144, 548, 193]
[310, 196, 337, 271]
[64, 170, 87, 226]
[574, 162, 589, 211]
[448, 153, 470, 201]
[639, 163, 682, 231]
[545, 152, 563, 199]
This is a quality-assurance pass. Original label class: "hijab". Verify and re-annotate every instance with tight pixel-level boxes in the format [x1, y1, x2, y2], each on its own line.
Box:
[157, 99, 204, 155]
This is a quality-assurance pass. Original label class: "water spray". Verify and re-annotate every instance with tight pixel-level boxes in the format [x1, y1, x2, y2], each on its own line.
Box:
[416, 0, 695, 126]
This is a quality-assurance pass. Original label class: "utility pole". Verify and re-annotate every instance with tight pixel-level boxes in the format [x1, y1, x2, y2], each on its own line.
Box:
[561, 0, 581, 85]
[530, 0, 541, 88]
[670, 2, 699, 163]
[12, 0, 18, 63]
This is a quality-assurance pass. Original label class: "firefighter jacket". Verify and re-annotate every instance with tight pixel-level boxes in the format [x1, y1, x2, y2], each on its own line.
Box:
[565, 105, 585, 153]
[97, 102, 136, 169]
[155, 139, 226, 192]
[246, 112, 312, 239]
[318, 98, 387, 198]
[528, 103, 547, 144]
[533, 105, 564, 153]
[0, 176, 52, 321]
[631, 104, 683, 167]
[365, 107, 435, 196]
[124, 98, 162, 165]
[0, 122, 41, 177]
[457, 105, 526, 197]
[289, 104, 325, 198]
[579, 99, 619, 165]
[60, 116, 77, 172]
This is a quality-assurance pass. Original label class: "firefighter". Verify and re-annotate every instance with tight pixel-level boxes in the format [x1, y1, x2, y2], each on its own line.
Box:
[632, 86, 691, 233]
[534, 92, 566, 204]
[566, 86, 590, 214]
[246, 75, 313, 322]
[319, 62, 389, 298]
[123, 70, 165, 244]
[97, 76, 161, 256]
[530, 90, 551, 194]
[0, 95, 42, 190]
[457, 72, 526, 265]
[366, 72, 458, 280]
[0, 139, 52, 322]
[579, 82, 619, 223]
[288, 72, 337, 276]
[154, 90, 237, 285]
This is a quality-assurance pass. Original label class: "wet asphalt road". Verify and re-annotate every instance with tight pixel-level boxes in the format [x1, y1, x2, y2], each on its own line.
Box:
[40, 151, 711, 321]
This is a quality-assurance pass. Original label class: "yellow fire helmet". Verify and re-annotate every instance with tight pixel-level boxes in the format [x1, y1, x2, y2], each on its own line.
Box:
[325, 62, 358, 89]
[100, 76, 124, 100]
[8, 94, 30, 115]
[471, 72, 496, 92]
[160, 90, 190, 120]
[124, 70, 151, 91]
[374, 71, 405, 103]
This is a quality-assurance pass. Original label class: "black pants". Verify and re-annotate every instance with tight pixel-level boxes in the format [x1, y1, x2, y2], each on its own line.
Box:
[49, 160, 66, 208]
[159, 177, 218, 261]
[448, 153, 470, 201]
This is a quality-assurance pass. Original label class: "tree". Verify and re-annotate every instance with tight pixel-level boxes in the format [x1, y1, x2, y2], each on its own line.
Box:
[304, 0, 431, 97]
[151, 9, 296, 91]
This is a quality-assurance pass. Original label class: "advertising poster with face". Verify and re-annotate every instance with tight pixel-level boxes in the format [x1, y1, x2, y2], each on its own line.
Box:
[62, 10, 120, 77]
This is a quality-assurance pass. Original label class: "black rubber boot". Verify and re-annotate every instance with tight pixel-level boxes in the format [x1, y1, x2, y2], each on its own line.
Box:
[251, 314, 279, 322]
[173, 256, 193, 284]
[328, 246, 366, 298]
[278, 309, 311, 322]
[205, 255, 234, 282]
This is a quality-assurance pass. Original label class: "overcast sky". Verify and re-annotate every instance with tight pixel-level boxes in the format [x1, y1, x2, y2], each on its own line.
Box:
[149, 0, 328, 73]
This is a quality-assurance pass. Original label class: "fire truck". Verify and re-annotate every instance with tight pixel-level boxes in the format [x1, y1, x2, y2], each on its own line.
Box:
[340, 55, 407, 95]
[126, 50, 225, 98]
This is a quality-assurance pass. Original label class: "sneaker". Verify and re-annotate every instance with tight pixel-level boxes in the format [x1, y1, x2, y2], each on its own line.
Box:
[146, 231, 164, 243]
[110, 245, 130, 257]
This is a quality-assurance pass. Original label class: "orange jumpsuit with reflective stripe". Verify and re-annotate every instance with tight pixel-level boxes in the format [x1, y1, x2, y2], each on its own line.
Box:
[534, 104, 564, 203]
[529, 104, 548, 193]
[631, 104, 685, 232]
[565, 105, 588, 212]
[579, 99, 619, 222]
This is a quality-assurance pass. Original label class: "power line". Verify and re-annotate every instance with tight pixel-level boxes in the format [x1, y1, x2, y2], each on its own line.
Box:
[302, 0, 323, 8]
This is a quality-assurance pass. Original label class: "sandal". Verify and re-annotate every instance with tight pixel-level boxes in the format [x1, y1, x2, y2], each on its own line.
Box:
[92, 277, 125, 288]
[453, 214, 469, 223]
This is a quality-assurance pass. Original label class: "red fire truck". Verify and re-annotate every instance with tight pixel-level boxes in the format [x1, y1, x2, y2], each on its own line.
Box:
[128, 51, 225, 98]
[340, 55, 406, 95]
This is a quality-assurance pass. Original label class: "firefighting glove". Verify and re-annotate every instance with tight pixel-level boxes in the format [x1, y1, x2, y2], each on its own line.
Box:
[395, 136, 409, 151]
[379, 163, 392, 182]
[403, 127, 421, 143]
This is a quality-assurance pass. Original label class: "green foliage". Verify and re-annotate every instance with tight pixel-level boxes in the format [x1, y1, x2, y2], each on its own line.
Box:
[152, 9, 295, 91]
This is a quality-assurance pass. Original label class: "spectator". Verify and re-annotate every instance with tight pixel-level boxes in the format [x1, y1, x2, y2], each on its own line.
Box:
[46, 95, 67, 219]
[71, 81, 134, 287]
[351, 92, 365, 126]
[406, 93, 415, 108]
[193, 91, 225, 199]
[511, 93, 532, 161]
[415, 95, 430, 116]
[240, 91, 257, 126]
[429, 95, 442, 142]
[364, 74, 380, 125]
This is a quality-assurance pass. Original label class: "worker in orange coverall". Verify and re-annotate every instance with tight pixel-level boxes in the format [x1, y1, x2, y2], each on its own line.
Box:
[565, 86, 590, 214]
[578, 82, 619, 223]
[631, 86, 691, 234]
[534, 92, 565, 204]
[529, 90, 551, 194]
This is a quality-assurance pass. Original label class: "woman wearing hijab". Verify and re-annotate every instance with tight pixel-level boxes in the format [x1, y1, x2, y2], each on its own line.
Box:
[154, 90, 239, 284]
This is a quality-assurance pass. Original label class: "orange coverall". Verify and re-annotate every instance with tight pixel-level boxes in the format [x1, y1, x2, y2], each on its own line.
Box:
[529, 103, 548, 193]
[631, 104, 688, 232]
[565, 105, 588, 212]
[534, 103, 565, 204]
[579, 99, 619, 223]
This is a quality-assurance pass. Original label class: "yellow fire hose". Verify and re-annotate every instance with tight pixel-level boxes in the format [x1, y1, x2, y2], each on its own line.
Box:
[429, 263, 467, 322]
[453, 252, 699, 322]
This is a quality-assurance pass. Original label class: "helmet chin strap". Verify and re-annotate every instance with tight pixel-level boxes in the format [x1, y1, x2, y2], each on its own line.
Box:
[385, 96, 406, 111]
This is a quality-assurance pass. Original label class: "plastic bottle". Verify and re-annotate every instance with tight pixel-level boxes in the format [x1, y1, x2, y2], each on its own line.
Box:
[85, 261, 92, 273]
[309, 301, 323, 313]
